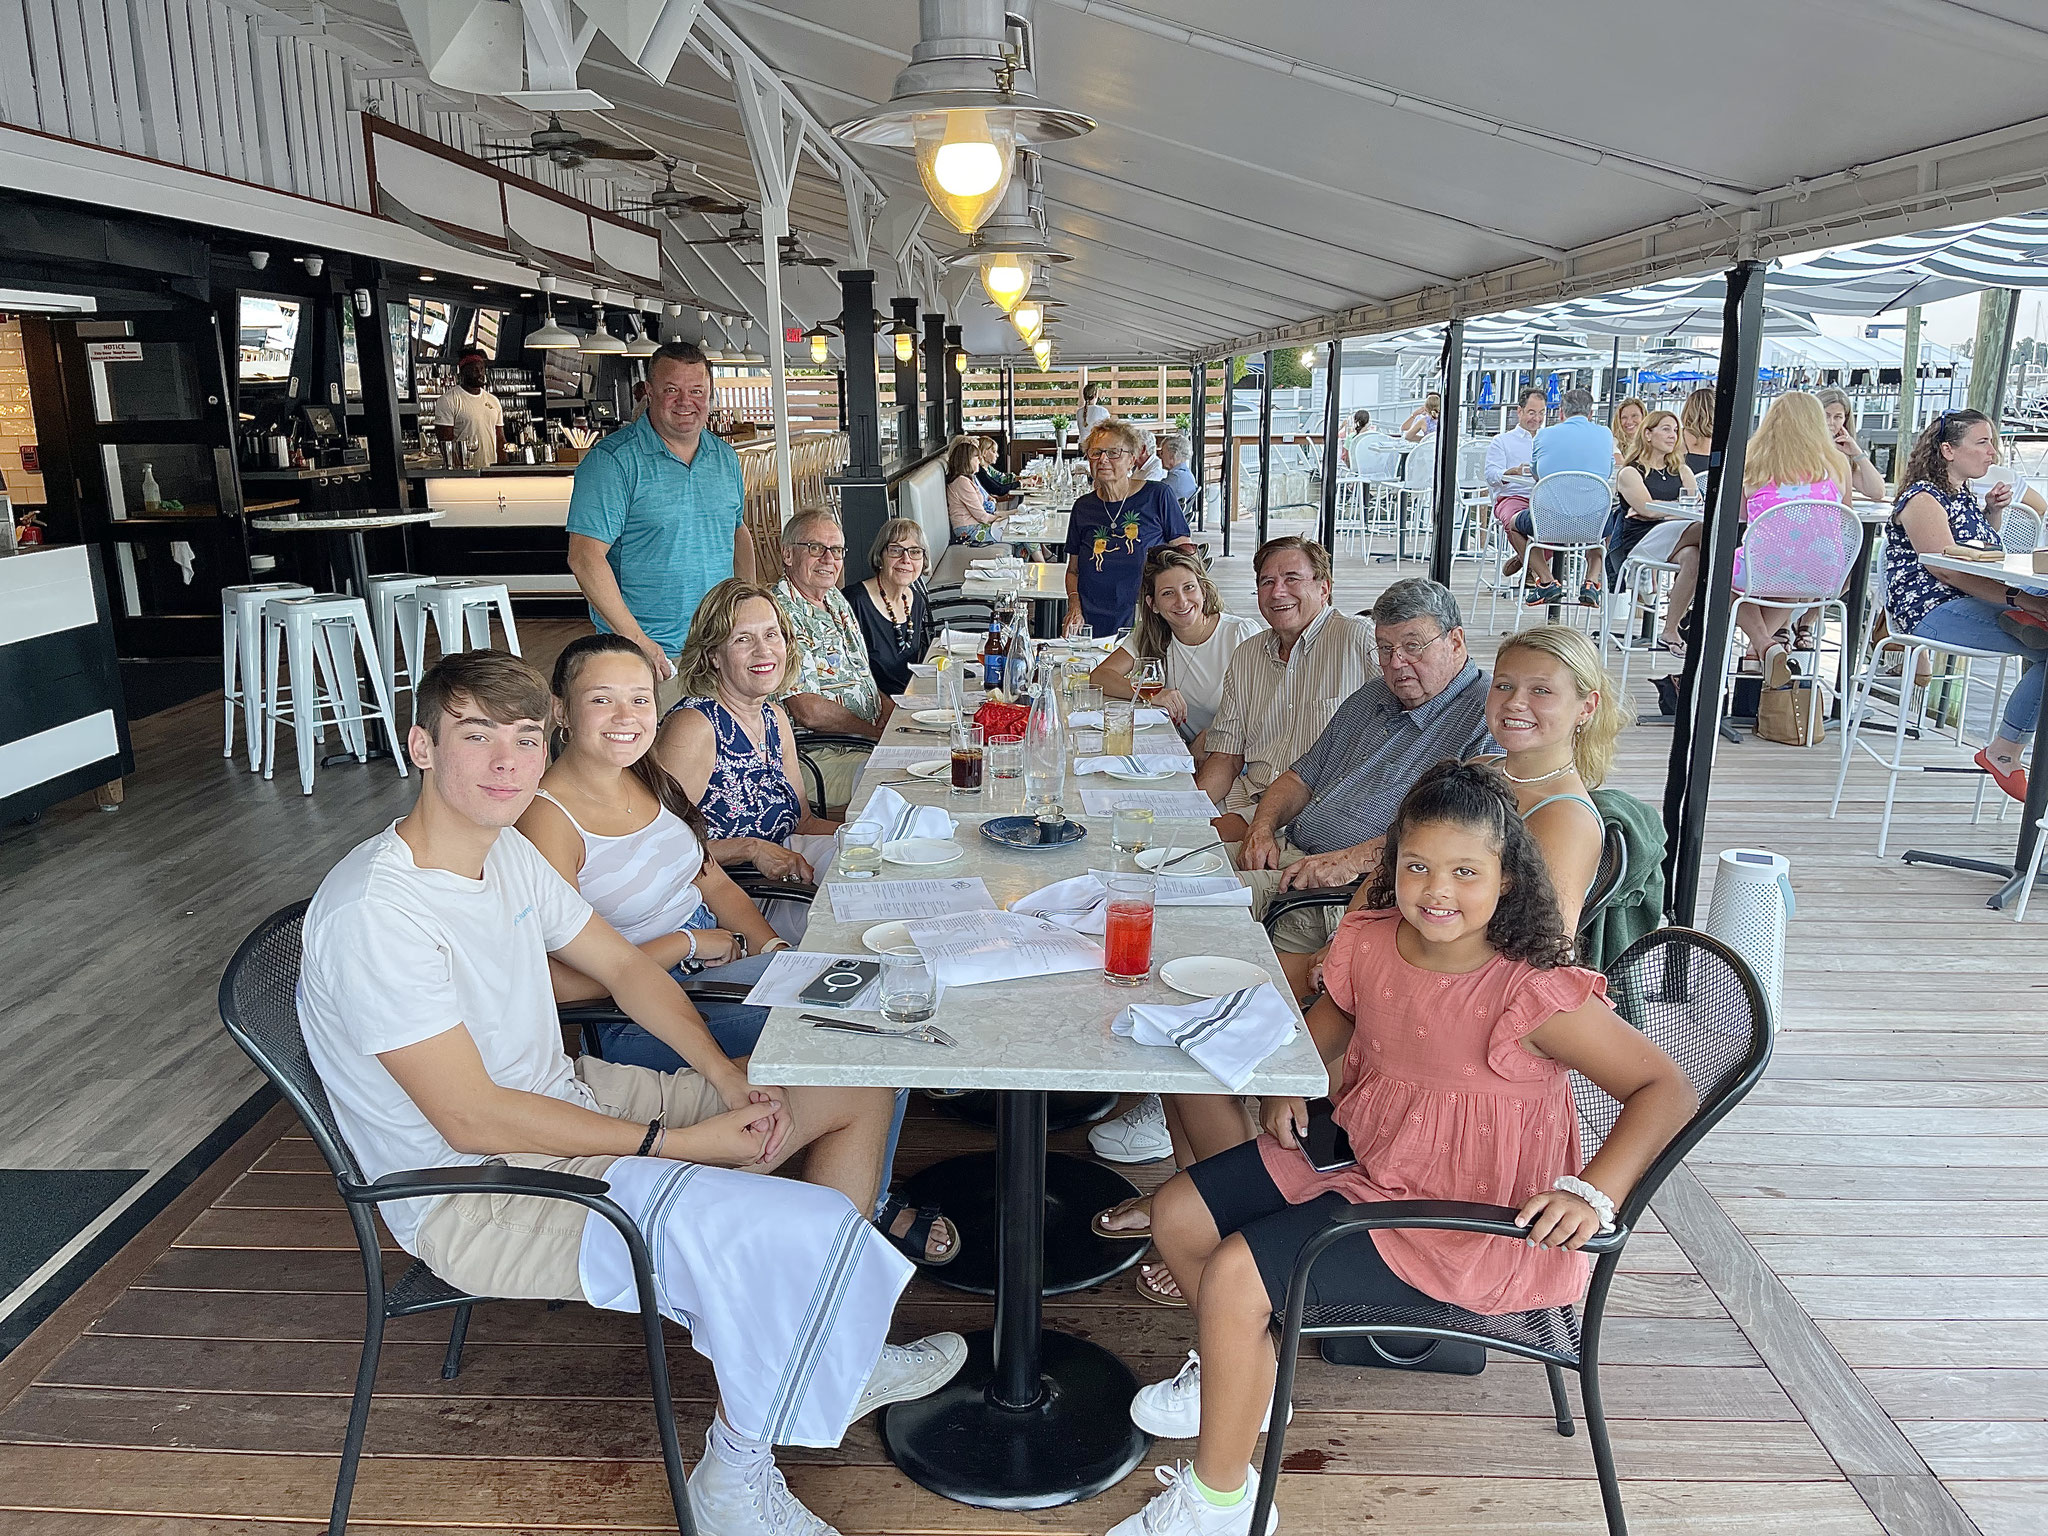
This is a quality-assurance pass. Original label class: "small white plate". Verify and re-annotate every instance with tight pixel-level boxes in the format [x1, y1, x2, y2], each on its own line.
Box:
[912, 708, 958, 726]
[883, 837, 964, 866]
[1160, 955, 1271, 1000]
[905, 759, 950, 779]
[1106, 767, 1177, 783]
[862, 920, 916, 953]
[1138, 846, 1226, 876]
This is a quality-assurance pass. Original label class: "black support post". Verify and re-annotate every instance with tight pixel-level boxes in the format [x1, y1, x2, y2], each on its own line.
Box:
[1190, 361, 1208, 531]
[944, 324, 965, 438]
[923, 311, 947, 450]
[1256, 349, 1274, 546]
[835, 271, 888, 580]
[891, 296, 922, 460]
[1002, 361, 1015, 446]
[1605, 336, 1621, 422]
[1430, 318, 1465, 587]
[1222, 358, 1236, 557]
[1317, 338, 1342, 551]
[1662, 260, 1766, 924]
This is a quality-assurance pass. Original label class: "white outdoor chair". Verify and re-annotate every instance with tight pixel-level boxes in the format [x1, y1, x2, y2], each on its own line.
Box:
[2012, 813, 2048, 923]
[1511, 471, 1611, 633]
[2000, 502, 2044, 554]
[1332, 476, 1369, 553]
[1606, 551, 1682, 698]
[1393, 438, 1438, 562]
[1718, 498, 1860, 739]
[1829, 539, 2018, 855]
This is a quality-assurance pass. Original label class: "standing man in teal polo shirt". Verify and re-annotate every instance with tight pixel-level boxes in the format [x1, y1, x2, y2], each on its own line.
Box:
[567, 342, 756, 709]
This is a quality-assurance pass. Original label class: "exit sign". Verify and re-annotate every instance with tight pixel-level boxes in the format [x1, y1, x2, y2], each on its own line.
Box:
[785, 325, 804, 343]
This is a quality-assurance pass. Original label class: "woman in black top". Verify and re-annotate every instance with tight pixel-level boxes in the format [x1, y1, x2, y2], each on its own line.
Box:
[1604, 409, 1701, 655]
[844, 516, 934, 697]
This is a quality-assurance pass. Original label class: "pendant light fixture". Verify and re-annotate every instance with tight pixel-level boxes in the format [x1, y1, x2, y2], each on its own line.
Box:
[891, 315, 918, 363]
[580, 289, 627, 356]
[523, 273, 581, 350]
[803, 324, 835, 365]
[625, 300, 662, 358]
[735, 322, 765, 365]
[1011, 292, 1045, 343]
[832, 0, 1093, 236]
[943, 148, 1070, 310]
[1031, 335, 1053, 370]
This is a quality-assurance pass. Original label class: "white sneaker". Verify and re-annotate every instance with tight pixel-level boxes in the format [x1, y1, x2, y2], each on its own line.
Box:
[1130, 1351, 1289, 1440]
[845, 1332, 968, 1427]
[689, 1440, 836, 1536]
[1089, 1094, 1173, 1163]
[1106, 1460, 1277, 1536]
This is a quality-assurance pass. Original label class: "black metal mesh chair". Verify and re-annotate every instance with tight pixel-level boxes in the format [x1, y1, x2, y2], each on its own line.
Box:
[217, 901, 697, 1536]
[1249, 927, 1772, 1536]
[789, 730, 876, 817]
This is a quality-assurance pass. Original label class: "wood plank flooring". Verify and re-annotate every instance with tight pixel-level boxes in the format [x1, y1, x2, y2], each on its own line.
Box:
[2, 519, 2042, 1533]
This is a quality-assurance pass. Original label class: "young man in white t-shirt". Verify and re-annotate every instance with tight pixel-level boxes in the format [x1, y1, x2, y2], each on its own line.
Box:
[296, 649, 962, 1536]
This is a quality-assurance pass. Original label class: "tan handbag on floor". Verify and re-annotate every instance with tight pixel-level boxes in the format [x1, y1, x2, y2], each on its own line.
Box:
[1755, 670, 1832, 746]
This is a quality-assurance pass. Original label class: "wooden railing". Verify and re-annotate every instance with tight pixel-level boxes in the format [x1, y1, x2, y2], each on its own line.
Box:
[734, 431, 849, 573]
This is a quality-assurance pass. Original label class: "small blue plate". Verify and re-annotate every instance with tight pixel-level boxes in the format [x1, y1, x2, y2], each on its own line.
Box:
[980, 815, 1088, 850]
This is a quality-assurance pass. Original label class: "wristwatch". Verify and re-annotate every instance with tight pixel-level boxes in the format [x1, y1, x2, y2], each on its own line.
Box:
[731, 931, 749, 961]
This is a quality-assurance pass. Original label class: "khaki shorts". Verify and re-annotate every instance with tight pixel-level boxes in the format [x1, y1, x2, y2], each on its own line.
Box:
[800, 742, 871, 815]
[409, 1056, 726, 1302]
[1231, 838, 1349, 955]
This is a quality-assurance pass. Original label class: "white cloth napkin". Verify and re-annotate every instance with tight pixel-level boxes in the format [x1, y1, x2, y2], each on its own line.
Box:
[1068, 708, 1171, 729]
[1012, 871, 1251, 935]
[1112, 983, 1298, 1092]
[853, 784, 957, 842]
[969, 555, 1026, 570]
[1074, 752, 1196, 776]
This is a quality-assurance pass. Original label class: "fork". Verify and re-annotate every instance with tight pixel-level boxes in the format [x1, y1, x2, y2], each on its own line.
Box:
[801, 1013, 957, 1047]
[1155, 839, 1225, 871]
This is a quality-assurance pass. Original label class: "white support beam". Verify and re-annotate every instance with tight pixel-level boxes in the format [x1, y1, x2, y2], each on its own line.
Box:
[728, 45, 795, 522]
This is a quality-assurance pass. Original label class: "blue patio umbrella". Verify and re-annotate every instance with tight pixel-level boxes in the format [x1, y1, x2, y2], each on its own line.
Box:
[1545, 373, 1561, 408]
[1475, 375, 1495, 409]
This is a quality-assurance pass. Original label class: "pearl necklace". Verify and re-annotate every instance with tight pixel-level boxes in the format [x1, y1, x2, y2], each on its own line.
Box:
[1501, 759, 1576, 786]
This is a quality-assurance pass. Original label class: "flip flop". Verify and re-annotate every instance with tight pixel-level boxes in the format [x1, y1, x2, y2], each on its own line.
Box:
[1652, 636, 1687, 658]
[1136, 1261, 1188, 1308]
[877, 1195, 960, 1267]
[1091, 1195, 1154, 1240]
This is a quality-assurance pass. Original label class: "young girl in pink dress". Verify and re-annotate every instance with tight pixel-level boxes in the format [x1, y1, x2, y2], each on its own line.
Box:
[1110, 761, 1696, 1536]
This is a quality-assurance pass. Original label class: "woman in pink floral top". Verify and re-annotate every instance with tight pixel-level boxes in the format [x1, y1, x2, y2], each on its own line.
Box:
[1106, 762, 1695, 1536]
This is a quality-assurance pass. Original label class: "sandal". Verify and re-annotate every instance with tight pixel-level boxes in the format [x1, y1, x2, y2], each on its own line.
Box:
[877, 1195, 960, 1267]
[1136, 1261, 1187, 1308]
[1653, 635, 1687, 659]
[1975, 747, 2030, 803]
[1091, 1195, 1153, 1240]
[1793, 623, 1817, 651]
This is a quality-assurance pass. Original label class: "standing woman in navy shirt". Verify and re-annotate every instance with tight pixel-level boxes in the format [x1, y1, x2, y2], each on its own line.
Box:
[1063, 419, 1198, 636]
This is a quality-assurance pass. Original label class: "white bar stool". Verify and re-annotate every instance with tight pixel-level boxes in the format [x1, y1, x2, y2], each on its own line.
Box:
[260, 593, 408, 796]
[404, 579, 522, 662]
[364, 572, 436, 727]
[222, 582, 312, 771]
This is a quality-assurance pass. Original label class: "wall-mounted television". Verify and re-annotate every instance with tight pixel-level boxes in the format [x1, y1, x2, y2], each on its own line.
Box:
[237, 295, 300, 384]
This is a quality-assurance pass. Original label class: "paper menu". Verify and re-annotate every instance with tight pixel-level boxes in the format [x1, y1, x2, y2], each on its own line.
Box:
[743, 952, 882, 1012]
[904, 910, 1103, 988]
[828, 877, 997, 923]
[1078, 787, 1224, 819]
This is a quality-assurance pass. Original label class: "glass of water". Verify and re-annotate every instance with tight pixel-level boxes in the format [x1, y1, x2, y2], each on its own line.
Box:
[1112, 805, 1155, 862]
[880, 947, 937, 1023]
[837, 819, 884, 879]
[987, 733, 1026, 811]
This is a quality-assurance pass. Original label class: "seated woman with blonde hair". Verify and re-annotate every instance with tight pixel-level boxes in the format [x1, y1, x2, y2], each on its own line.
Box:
[1089, 546, 1262, 759]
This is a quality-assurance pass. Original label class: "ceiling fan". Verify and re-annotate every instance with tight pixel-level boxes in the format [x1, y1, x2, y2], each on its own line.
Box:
[483, 113, 658, 170]
[757, 235, 836, 269]
[613, 162, 747, 219]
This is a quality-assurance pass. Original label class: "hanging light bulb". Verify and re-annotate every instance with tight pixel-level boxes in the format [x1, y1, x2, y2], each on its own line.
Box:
[979, 253, 1030, 312]
[804, 324, 834, 365]
[907, 109, 1017, 233]
[580, 290, 627, 356]
[1012, 296, 1044, 342]
[523, 273, 580, 350]
[1299, 348, 1316, 367]
[1032, 336, 1053, 370]
[954, 348, 969, 374]
[892, 317, 917, 363]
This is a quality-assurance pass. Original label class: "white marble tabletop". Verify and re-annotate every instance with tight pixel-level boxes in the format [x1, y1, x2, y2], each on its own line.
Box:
[249, 510, 445, 533]
[746, 810, 1328, 1097]
[1923, 549, 2048, 594]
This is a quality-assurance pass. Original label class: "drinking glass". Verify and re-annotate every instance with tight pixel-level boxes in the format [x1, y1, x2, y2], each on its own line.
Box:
[1112, 805, 1155, 862]
[837, 819, 884, 879]
[950, 722, 985, 797]
[1134, 657, 1166, 709]
[1102, 697, 1137, 757]
[986, 733, 1025, 811]
[1073, 683, 1104, 719]
[1102, 872, 1156, 986]
[879, 947, 938, 1023]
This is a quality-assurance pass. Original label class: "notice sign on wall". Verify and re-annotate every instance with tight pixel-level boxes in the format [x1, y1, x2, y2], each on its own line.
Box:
[86, 341, 143, 363]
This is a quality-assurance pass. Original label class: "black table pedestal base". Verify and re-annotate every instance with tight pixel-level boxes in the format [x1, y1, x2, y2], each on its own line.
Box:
[880, 1327, 1149, 1509]
[900, 1150, 1144, 1296]
[944, 1090, 1118, 1133]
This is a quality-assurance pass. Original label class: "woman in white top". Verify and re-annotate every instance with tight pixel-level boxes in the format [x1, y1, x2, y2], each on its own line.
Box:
[520, 634, 786, 1067]
[1076, 381, 1112, 438]
[523, 634, 956, 1265]
[1087, 546, 1262, 760]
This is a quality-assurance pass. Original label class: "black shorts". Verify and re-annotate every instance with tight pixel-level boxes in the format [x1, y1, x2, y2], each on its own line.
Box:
[1186, 1140, 1433, 1315]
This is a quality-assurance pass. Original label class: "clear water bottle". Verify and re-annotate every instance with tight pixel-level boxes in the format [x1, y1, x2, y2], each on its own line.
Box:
[1003, 602, 1032, 703]
[1023, 653, 1067, 825]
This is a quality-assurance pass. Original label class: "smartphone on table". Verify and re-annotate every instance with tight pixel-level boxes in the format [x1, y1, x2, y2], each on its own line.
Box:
[795, 958, 881, 1009]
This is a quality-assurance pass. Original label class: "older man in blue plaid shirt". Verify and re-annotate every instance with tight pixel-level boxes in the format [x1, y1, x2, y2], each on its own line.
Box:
[1240, 578, 1494, 950]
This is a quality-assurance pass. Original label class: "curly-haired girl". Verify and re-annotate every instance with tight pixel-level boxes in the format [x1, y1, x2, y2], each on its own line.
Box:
[1109, 760, 1695, 1536]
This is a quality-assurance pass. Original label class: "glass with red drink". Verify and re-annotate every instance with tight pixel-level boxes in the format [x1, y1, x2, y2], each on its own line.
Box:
[1102, 871, 1156, 986]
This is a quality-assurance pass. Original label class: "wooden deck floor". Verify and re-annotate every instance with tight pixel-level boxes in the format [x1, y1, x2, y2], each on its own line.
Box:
[1, 530, 2042, 1535]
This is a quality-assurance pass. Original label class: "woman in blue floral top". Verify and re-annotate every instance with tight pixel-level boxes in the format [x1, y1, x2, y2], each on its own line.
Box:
[1885, 409, 2048, 800]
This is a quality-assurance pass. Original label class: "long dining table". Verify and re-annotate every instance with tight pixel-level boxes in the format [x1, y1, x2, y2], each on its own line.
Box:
[748, 682, 1326, 1510]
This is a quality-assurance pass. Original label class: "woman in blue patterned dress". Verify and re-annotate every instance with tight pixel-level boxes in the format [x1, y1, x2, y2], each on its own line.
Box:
[1885, 409, 2048, 801]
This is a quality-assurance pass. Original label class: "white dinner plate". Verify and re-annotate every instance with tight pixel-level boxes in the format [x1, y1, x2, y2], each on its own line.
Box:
[1138, 846, 1226, 876]
[904, 758, 950, 779]
[883, 837, 964, 866]
[862, 920, 916, 954]
[1106, 767, 1177, 783]
[912, 708, 958, 726]
[1160, 955, 1272, 1000]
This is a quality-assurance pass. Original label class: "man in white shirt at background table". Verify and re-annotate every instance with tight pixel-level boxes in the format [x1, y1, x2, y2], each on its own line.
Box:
[433, 348, 504, 467]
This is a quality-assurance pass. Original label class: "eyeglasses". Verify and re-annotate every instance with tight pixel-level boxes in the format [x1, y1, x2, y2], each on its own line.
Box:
[881, 543, 924, 559]
[1086, 448, 1133, 461]
[789, 541, 846, 561]
[1375, 631, 1449, 665]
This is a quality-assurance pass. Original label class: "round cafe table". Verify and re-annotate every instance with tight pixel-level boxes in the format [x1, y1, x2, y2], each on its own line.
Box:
[744, 805, 1326, 1509]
